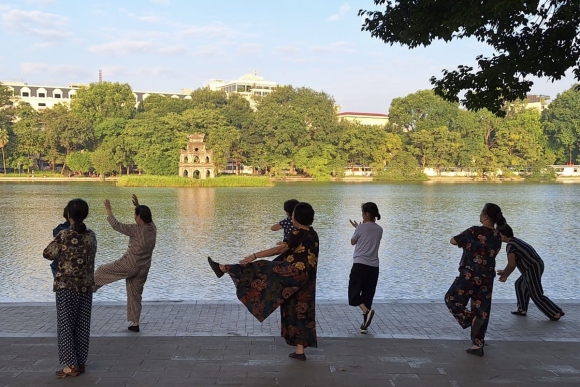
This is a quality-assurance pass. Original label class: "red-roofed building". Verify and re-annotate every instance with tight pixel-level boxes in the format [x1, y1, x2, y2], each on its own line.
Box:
[337, 111, 389, 126]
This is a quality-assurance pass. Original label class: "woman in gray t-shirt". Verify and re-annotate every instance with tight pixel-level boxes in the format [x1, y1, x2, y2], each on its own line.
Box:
[348, 202, 383, 334]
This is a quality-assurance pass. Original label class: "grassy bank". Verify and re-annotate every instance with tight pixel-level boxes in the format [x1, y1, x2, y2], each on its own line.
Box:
[116, 175, 274, 187]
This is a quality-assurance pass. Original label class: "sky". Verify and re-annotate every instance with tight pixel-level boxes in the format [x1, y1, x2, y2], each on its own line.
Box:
[0, 0, 577, 113]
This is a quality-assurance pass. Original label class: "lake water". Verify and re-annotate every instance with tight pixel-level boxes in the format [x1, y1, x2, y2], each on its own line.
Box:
[0, 181, 578, 303]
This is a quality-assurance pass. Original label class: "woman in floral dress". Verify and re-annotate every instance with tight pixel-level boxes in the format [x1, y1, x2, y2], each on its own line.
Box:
[445, 202, 507, 357]
[208, 202, 318, 361]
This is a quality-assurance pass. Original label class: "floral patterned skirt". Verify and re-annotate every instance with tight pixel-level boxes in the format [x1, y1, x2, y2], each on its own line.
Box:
[226, 260, 317, 348]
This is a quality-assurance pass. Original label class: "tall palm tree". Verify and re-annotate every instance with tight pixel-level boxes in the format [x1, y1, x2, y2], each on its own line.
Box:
[0, 128, 9, 174]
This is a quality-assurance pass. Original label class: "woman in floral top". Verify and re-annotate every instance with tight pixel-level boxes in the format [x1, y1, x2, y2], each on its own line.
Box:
[445, 202, 507, 357]
[43, 199, 97, 378]
[208, 202, 318, 361]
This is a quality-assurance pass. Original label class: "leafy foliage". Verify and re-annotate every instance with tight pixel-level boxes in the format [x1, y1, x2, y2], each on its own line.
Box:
[360, 0, 580, 116]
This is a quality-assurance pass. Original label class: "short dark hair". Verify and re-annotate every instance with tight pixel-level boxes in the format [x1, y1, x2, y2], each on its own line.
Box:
[293, 202, 314, 226]
[284, 199, 299, 214]
[135, 205, 153, 223]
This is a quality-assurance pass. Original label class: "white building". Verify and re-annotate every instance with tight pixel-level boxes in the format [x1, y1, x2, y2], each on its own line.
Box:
[1, 81, 192, 111]
[205, 72, 277, 109]
[337, 111, 389, 126]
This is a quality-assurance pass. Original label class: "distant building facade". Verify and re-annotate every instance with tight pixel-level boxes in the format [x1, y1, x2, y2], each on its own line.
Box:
[205, 72, 277, 109]
[337, 111, 389, 126]
[526, 94, 551, 112]
[1, 81, 192, 111]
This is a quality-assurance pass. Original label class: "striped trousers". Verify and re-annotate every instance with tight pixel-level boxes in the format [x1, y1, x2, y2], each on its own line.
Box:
[94, 258, 151, 323]
[515, 261, 562, 318]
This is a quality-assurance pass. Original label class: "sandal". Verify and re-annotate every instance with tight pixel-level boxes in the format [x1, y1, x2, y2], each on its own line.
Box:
[550, 311, 565, 321]
[79, 365, 86, 374]
[55, 366, 80, 378]
[511, 310, 527, 316]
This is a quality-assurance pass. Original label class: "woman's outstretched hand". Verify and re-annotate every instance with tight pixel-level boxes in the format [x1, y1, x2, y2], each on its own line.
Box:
[349, 219, 359, 228]
[104, 199, 113, 216]
[132, 194, 140, 207]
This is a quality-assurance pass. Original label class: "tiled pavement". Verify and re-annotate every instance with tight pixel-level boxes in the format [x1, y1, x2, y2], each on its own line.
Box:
[1, 300, 579, 386]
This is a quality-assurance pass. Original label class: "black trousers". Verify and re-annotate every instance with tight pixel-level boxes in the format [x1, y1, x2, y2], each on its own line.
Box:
[348, 263, 379, 309]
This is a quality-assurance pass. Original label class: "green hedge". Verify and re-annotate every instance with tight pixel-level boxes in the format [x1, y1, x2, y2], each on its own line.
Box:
[116, 175, 274, 187]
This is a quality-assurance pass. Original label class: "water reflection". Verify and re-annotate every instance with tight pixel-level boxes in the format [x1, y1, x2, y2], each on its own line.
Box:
[0, 181, 579, 302]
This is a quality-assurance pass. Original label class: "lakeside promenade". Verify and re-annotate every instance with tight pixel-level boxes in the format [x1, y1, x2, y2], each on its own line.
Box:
[1, 300, 579, 386]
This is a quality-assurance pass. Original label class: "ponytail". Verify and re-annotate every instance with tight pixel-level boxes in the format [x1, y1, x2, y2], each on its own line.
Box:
[362, 202, 381, 221]
[71, 220, 87, 233]
[64, 199, 89, 234]
[483, 202, 507, 230]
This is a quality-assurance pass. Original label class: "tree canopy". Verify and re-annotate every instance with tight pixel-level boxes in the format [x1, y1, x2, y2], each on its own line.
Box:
[359, 0, 580, 116]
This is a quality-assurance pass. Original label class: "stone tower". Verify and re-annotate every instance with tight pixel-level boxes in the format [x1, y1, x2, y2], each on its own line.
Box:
[178, 133, 215, 179]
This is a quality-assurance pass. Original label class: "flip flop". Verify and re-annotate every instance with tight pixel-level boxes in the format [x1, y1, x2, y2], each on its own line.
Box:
[511, 310, 527, 316]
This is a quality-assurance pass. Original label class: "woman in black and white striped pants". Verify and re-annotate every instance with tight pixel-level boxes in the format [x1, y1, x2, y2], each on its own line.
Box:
[497, 225, 564, 321]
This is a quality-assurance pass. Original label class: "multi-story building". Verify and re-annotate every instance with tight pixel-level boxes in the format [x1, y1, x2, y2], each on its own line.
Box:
[526, 94, 551, 112]
[1, 81, 192, 111]
[205, 72, 277, 109]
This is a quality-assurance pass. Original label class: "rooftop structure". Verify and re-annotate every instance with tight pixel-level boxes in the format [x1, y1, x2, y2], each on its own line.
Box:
[526, 94, 551, 112]
[205, 72, 277, 109]
[1, 81, 192, 111]
[337, 111, 389, 126]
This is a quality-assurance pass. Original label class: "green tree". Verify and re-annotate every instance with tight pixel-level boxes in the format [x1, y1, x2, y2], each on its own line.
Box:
[251, 86, 339, 176]
[12, 103, 42, 169]
[139, 94, 192, 115]
[0, 127, 8, 174]
[122, 112, 186, 175]
[41, 104, 93, 172]
[189, 88, 228, 110]
[541, 85, 580, 164]
[360, 0, 580, 116]
[66, 151, 92, 174]
[387, 90, 458, 134]
[91, 148, 117, 179]
[71, 82, 135, 124]
[409, 126, 461, 173]
[375, 151, 427, 181]
[339, 121, 391, 167]
[495, 107, 546, 168]
[94, 117, 127, 143]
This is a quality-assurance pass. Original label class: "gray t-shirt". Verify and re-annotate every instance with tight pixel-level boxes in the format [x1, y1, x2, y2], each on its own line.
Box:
[351, 222, 383, 267]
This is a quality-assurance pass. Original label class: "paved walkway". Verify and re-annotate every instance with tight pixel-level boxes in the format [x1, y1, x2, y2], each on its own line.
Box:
[1, 301, 579, 386]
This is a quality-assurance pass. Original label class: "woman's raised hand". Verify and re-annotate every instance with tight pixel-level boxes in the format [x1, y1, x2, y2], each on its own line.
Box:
[132, 194, 140, 207]
[349, 219, 359, 228]
[104, 199, 113, 215]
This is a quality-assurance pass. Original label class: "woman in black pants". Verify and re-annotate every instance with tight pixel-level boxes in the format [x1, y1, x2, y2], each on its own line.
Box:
[348, 202, 383, 334]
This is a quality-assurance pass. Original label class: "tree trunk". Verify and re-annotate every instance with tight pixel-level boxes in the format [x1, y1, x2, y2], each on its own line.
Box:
[1, 147, 5, 174]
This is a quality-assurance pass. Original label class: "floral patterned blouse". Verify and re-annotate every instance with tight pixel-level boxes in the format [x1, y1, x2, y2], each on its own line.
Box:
[453, 225, 502, 278]
[282, 227, 319, 277]
[43, 229, 97, 293]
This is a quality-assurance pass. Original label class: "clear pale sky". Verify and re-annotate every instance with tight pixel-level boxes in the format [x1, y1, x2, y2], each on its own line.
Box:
[1, 0, 577, 113]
